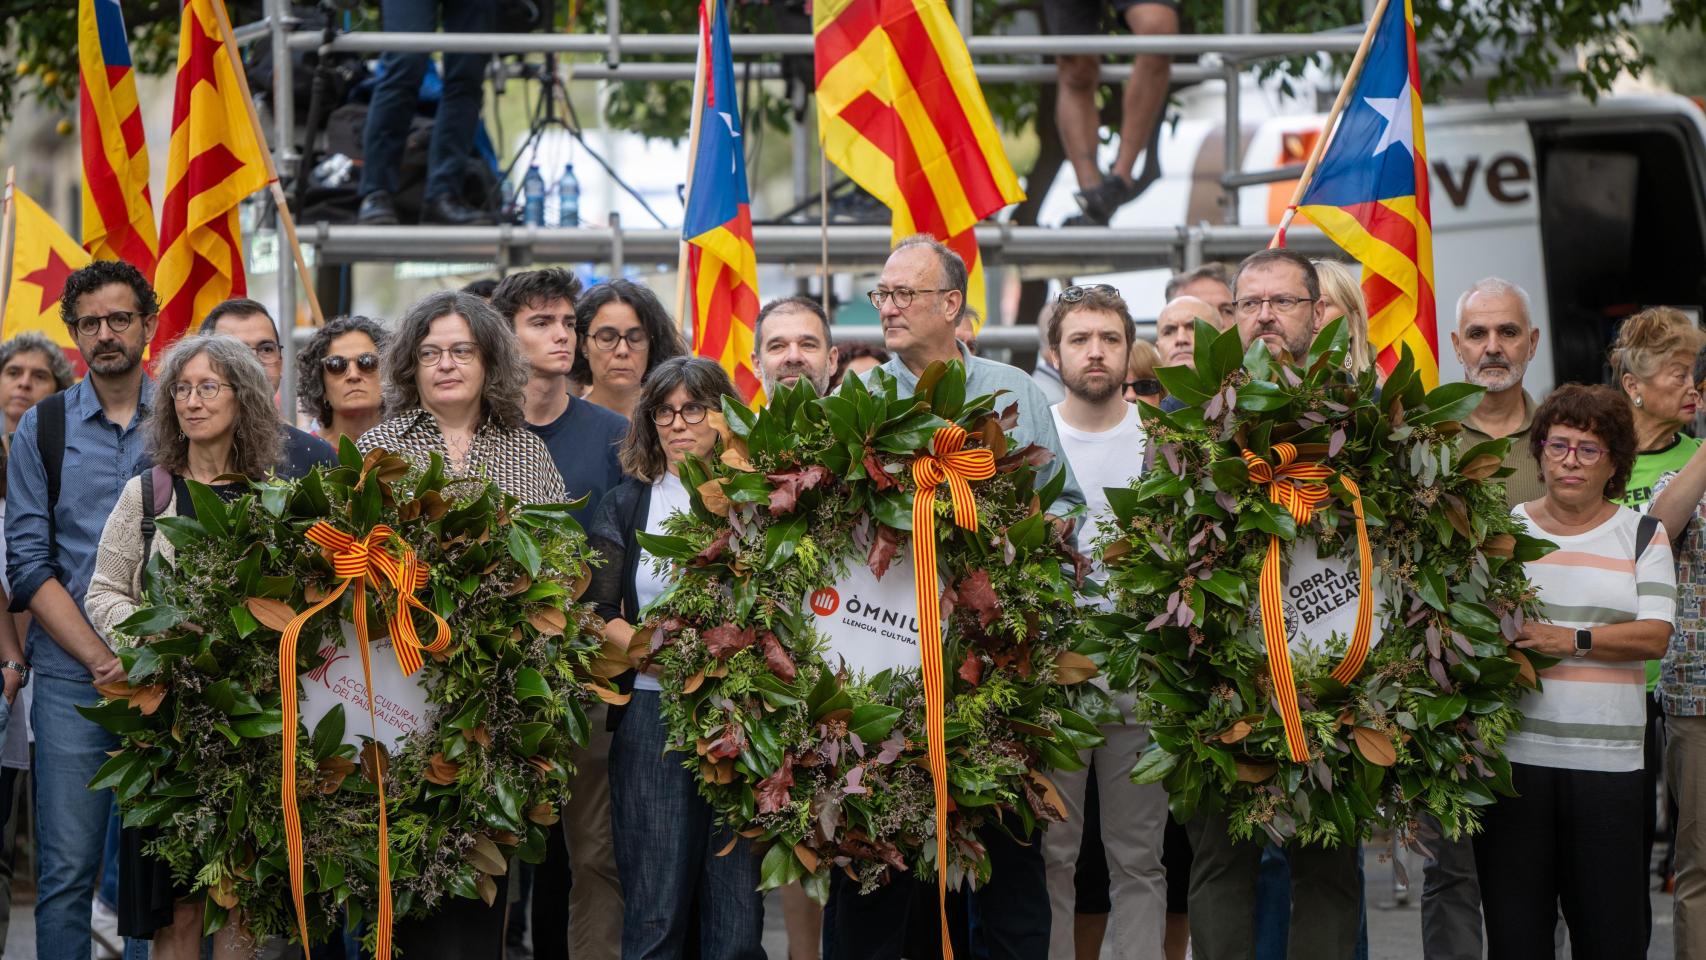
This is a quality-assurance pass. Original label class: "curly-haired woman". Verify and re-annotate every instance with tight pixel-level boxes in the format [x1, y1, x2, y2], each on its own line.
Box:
[84, 333, 291, 957]
[358, 291, 566, 506]
[1475, 383, 1675, 959]
[295, 314, 390, 446]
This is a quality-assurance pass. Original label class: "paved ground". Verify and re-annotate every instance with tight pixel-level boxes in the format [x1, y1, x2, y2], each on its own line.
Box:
[0, 851, 1677, 958]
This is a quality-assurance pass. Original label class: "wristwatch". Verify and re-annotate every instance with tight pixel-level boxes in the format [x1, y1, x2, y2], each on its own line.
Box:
[0, 660, 28, 688]
[1573, 629, 1593, 659]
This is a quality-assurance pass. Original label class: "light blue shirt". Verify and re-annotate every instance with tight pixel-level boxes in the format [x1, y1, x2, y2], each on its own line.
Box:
[7, 377, 154, 680]
[869, 341, 1085, 518]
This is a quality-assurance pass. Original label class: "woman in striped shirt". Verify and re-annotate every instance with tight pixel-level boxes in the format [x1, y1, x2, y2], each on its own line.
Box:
[1474, 383, 1676, 960]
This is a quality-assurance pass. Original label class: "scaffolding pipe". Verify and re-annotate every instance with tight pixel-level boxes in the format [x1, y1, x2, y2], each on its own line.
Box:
[540, 60, 1215, 85]
[283, 30, 1363, 58]
[269, 0, 299, 417]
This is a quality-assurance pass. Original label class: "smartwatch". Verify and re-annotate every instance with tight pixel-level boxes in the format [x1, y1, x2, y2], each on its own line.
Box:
[1573, 629, 1593, 659]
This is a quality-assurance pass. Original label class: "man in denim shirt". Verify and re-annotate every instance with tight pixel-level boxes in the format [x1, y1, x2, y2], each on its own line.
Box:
[6, 260, 156, 960]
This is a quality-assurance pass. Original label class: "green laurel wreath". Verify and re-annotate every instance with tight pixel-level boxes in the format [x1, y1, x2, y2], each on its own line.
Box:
[636, 366, 1107, 901]
[1099, 320, 1553, 847]
[78, 443, 612, 946]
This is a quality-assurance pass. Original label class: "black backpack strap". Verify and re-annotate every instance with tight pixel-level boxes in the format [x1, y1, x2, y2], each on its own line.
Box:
[139, 465, 171, 593]
[1636, 512, 1662, 561]
[34, 392, 65, 570]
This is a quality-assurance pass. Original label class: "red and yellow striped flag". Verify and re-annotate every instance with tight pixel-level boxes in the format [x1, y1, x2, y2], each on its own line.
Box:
[813, 0, 1024, 330]
[155, 0, 268, 355]
[4, 186, 93, 375]
[79, 0, 158, 273]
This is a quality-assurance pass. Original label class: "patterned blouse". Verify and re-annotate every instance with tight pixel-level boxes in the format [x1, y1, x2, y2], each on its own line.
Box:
[1656, 469, 1706, 716]
[357, 409, 568, 506]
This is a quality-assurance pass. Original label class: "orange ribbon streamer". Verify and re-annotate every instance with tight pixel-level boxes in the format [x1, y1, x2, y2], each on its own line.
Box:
[278, 522, 451, 959]
[1240, 443, 1374, 762]
[909, 424, 995, 960]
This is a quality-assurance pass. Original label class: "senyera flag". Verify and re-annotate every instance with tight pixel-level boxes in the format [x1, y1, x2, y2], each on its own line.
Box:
[1289, 0, 1438, 387]
[4, 186, 93, 376]
[80, 0, 158, 275]
[814, 0, 1024, 332]
[155, 0, 269, 357]
[684, 0, 764, 405]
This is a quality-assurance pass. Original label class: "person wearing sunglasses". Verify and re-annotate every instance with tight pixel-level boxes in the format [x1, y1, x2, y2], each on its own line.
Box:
[83, 334, 286, 957]
[201, 299, 336, 477]
[572, 280, 689, 422]
[1039, 282, 1169, 960]
[1123, 339, 1166, 409]
[583, 357, 764, 960]
[491, 269, 628, 960]
[295, 315, 392, 448]
[1477, 383, 1674, 959]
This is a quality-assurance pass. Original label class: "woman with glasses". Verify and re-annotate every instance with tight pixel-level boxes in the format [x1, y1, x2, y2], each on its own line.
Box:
[1474, 383, 1675, 959]
[84, 334, 290, 958]
[296, 315, 391, 446]
[573, 280, 688, 421]
[359, 291, 566, 507]
[584, 356, 765, 960]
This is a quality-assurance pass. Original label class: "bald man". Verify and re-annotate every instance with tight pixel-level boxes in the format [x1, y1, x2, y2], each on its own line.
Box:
[1155, 296, 1229, 414]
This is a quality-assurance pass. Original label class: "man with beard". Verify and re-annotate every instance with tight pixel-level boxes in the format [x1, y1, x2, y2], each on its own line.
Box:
[5, 261, 157, 959]
[754, 296, 838, 396]
[1410, 277, 1542, 960]
[1233, 249, 1323, 365]
[1040, 284, 1168, 960]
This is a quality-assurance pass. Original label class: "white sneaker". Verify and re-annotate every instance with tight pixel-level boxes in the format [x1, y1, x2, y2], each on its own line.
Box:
[90, 897, 122, 960]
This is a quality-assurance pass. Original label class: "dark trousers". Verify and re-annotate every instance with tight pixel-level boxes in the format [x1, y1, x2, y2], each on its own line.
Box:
[358, 0, 494, 202]
[1183, 808, 1361, 960]
[822, 812, 1050, 960]
[1473, 761, 1647, 960]
[528, 821, 571, 960]
[391, 872, 509, 959]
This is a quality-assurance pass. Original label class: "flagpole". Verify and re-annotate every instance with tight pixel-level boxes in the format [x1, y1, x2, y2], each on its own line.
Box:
[206, 0, 325, 327]
[820, 146, 830, 316]
[673, 0, 713, 345]
[1268, 0, 1392, 248]
[0, 168, 14, 330]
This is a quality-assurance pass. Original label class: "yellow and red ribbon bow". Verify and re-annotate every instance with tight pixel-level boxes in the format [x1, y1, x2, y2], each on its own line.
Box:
[278, 521, 451, 959]
[909, 424, 995, 960]
[1240, 443, 1373, 762]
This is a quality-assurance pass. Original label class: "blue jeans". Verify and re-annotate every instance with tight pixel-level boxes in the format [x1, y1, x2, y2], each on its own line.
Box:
[1253, 842, 1370, 960]
[358, 0, 495, 202]
[609, 690, 764, 960]
[33, 672, 120, 960]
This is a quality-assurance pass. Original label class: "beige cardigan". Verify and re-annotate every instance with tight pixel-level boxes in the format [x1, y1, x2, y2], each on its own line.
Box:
[85, 474, 182, 648]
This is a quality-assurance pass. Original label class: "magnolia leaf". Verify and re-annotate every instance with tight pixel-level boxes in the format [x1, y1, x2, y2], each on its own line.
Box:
[244, 597, 297, 633]
[1459, 454, 1504, 481]
[528, 607, 567, 637]
[698, 478, 733, 517]
[794, 843, 821, 873]
[715, 834, 741, 857]
[682, 670, 707, 695]
[528, 803, 561, 826]
[1443, 499, 1472, 540]
[585, 682, 632, 706]
[424, 752, 460, 786]
[317, 756, 355, 794]
[1054, 651, 1098, 685]
[1351, 726, 1397, 767]
[1236, 761, 1278, 784]
[1027, 770, 1066, 820]
[1511, 648, 1539, 689]
[209, 877, 238, 910]
[476, 873, 499, 907]
[1482, 533, 1516, 558]
[721, 440, 757, 473]
[468, 834, 508, 875]
[360, 741, 391, 785]
[1215, 720, 1253, 745]
[131, 685, 167, 717]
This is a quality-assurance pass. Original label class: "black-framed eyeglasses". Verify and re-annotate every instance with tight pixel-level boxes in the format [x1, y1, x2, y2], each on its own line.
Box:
[867, 287, 948, 310]
[1060, 283, 1120, 303]
[250, 340, 281, 361]
[69, 310, 144, 338]
[1234, 296, 1316, 316]
[417, 342, 479, 366]
[323, 352, 380, 375]
[651, 401, 710, 426]
[1541, 439, 1605, 465]
[589, 327, 649, 351]
[169, 380, 232, 402]
[1123, 378, 1161, 397]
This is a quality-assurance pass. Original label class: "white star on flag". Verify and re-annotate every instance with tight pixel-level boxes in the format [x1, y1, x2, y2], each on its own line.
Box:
[1363, 80, 1415, 159]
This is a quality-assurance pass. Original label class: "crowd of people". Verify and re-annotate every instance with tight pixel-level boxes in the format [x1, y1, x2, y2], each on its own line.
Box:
[0, 238, 1696, 960]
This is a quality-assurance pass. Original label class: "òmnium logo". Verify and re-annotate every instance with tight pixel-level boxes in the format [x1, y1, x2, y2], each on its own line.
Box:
[809, 587, 840, 617]
[807, 556, 926, 677]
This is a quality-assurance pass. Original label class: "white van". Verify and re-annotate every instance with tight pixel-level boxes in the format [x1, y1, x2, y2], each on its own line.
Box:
[1044, 91, 1706, 397]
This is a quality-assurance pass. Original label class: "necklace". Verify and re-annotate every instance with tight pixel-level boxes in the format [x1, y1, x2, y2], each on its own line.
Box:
[443, 431, 476, 472]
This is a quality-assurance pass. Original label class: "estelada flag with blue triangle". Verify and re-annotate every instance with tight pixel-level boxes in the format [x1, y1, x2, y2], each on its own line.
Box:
[683, 0, 763, 405]
[1281, 0, 1437, 388]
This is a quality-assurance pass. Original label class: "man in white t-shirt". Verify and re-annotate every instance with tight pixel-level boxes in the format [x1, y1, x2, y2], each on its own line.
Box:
[1040, 282, 1167, 960]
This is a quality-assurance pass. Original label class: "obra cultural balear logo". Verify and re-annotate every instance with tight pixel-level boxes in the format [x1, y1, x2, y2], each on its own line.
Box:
[1245, 537, 1386, 655]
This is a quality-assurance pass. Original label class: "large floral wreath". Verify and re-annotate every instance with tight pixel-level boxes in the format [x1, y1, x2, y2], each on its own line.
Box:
[81, 446, 615, 947]
[1099, 321, 1552, 847]
[635, 366, 1106, 900]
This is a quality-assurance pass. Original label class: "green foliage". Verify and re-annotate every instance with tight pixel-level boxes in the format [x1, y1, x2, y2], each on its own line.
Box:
[79, 449, 611, 946]
[1100, 320, 1551, 848]
[641, 367, 1104, 898]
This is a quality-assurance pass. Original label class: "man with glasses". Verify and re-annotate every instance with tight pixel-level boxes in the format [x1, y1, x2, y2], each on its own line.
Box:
[826, 235, 1082, 960]
[1231, 249, 1324, 363]
[200, 298, 336, 476]
[1040, 283, 1168, 960]
[493, 269, 627, 960]
[6, 261, 156, 959]
[754, 295, 838, 396]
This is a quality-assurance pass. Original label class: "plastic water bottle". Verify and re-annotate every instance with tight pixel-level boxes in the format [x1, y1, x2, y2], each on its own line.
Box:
[556, 163, 580, 228]
[522, 164, 546, 226]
